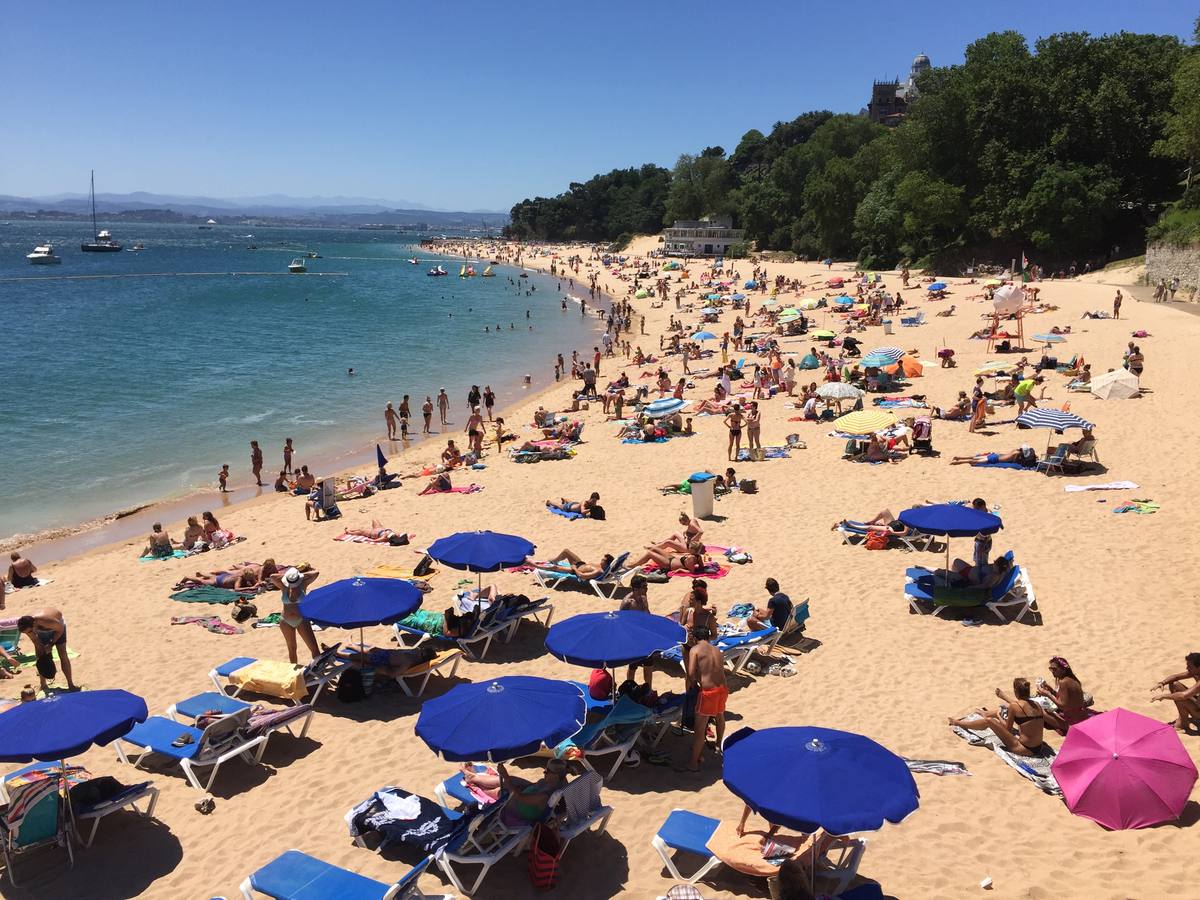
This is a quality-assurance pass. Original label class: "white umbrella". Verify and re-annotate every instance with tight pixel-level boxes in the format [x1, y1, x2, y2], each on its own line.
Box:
[1090, 369, 1139, 400]
[816, 383, 864, 400]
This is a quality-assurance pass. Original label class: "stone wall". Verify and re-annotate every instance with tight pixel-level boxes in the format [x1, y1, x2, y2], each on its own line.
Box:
[1146, 241, 1200, 294]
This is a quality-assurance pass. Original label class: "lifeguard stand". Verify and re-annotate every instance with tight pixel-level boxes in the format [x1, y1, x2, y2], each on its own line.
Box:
[985, 285, 1027, 352]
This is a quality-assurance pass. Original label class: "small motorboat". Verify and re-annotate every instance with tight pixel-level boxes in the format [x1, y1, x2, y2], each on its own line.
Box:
[306, 251, 320, 259]
[466, 266, 476, 276]
[288, 258, 307, 273]
[27, 243, 61, 265]
[127, 243, 145, 252]
[427, 265, 447, 276]
[408, 257, 419, 265]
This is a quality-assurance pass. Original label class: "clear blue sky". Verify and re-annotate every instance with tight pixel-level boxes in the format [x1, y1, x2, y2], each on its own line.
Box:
[2, 1, 1193, 211]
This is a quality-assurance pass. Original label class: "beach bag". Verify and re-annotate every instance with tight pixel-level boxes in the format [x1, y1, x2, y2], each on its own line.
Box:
[739, 479, 757, 494]
[335, 668, 367, 703]
[527, 821, 563, 890]
[865, 530, 889, 551]
[412, 554, 435, 577]
[588, 668, 613, 701]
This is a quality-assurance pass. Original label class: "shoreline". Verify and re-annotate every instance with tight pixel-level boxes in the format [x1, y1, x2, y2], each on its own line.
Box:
[10, 264, 615, 566]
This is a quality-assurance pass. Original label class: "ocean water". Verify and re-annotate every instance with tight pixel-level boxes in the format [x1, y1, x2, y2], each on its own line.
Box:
[0, 221, 601, 542]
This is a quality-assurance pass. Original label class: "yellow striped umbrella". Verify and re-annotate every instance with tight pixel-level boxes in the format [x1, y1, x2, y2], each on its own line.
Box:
[974, 360, 1013, 375]
[832, 409, 897, 436]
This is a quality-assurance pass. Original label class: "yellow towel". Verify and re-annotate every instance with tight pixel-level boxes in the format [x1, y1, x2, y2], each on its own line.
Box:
[367, 564, 438, 580]
[229, 659, 307, 702]
[405, 648, 461, 676]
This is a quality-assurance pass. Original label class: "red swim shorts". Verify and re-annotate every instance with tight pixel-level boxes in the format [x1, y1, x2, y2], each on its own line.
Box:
[697, 685, 729, 717]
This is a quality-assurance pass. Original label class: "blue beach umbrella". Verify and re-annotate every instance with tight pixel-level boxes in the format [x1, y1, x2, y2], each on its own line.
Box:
[0, 690, 148, 762]
[546, 611, 685, 668]
[745, 280, 757, 288]
[899, 503, 1003, 585]
[834, 295, 855, 306]
[927, 282, 947, 291]
[722, 726, 919, 835]
[299, 577, 421, 630]
[428, 530, 536, 589]
[416, 677, 586, 762]
[731, 293, 746, 300]
[691, 330, 717, 341]
[376, 444, 388, 468]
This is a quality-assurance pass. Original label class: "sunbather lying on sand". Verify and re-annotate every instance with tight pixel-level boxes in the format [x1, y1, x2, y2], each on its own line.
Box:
[1151, 652, 1200, 732]
[177, 559, 279, 591]
[546, 493, 604, 518]
[537, 549, 615, 580]
[949, 678, 1046, 756]
[835, 510, 910, 535]
[950, 445, 1037, 467]
[342, 520, 411, 546]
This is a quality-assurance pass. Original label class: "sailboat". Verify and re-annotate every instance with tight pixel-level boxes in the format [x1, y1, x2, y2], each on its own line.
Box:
[481, 265, 495, 277]
[80, 171, 122, 252]
[459, 264, 467, 278]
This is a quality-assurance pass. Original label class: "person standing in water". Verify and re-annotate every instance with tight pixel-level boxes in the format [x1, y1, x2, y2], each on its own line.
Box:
[250, 440, 264, 486]
[283, 438, 294, 474]
[385, 402, 399, 440]
[437, 389, 450, 427]
[422, 396, 434, 434]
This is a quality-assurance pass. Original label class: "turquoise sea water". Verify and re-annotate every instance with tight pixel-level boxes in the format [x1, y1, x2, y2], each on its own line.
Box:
[0, 221, 601, 541]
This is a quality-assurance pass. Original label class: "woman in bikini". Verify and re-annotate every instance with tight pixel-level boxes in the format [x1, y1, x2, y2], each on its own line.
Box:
[460, 759, 569, 827]
[950, 678, 1046, 757]
[745, 401, 762, 456]
[342, 520, 410, 546]
[657, 511, 704, 551]
[539, 549, 614, 581]
[1037, 657, 1089, 733]
[268, 567, 322, 664]
[627, 540, 708, 575]
[724, 406, 744, 461]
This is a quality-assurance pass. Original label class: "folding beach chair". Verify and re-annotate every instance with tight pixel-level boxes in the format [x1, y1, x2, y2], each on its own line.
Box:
[905, 562, 1033, 623]
[72, 779, 160, 849]
[115, 706, 268, 792]
[167, 691, 315, 743]
[1036, 443, 1069, 476]
[837, 521, 933, 552]
[209, 643, 345, 705]
[312, 480, 341, 521]
[1068, 438, 1100, 465]
[394, 600, 540, 662]
[572, 695, 652, 781]
[0, 777, 73, 884]
[590, 554, 645, 600]
[241, 851, 452, 900]
[715, 627, 781, 674]
[533, 553, 621, 594]
[901, 310, 926, 326]
[395, 648, 463, 698]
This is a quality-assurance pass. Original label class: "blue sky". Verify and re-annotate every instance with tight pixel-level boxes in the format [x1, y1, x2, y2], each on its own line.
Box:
[2, 1, 1193, 211]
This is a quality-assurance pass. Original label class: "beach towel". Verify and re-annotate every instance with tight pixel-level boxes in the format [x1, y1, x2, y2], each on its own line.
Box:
[1064, 481, 1138, 492]
[140, 550, 187, 562]
[183, 535, 246, 556]
[227, 659, 307, 702]
[706, 822, 807, 876]
[950, 719, 1060, 795]
[904, 758, 971, 777]
[646, 562, 731, 579]
[366, 564, 439, 580]
[548, 506, 585, 521]
[419, 483, 483, 496]
[972, 461, 1035, 471]
[169, 614, 243, 635]
[736, 446, 789, 461]
[2, 577, 53, 594]
[873, 398, 928, 409]
[1114, 499, 1159, 514]
[168, 586, 253, 605]
[252, 612, 282, 628]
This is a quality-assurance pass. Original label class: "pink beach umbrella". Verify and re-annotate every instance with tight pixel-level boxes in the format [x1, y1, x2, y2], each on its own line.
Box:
[1051, 708, 1197, 830]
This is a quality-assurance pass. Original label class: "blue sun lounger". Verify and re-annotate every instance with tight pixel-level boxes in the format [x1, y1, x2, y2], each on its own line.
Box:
[240, 851, 452, 899]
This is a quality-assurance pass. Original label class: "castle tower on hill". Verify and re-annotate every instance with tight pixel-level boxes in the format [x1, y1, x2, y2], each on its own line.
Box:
[866, 53, 931, 127]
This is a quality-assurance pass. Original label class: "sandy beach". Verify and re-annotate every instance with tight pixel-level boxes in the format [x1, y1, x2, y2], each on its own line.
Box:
[5, 238, 1198, 900]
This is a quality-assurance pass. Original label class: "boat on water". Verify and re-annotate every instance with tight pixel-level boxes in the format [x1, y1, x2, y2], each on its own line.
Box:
[126, 243, 145, 252]
[198, 219, 217, 230]
[427, 265, 448, 276]
[466, 265, 477, 276]
[408, 257, 419, 265]
[481, 265, 495, 277]
[459, 264, 467, 277]
[80, 170, 122, 252]
[288, 258, 307, 273]
[26, 243, 61, 265]
[306, 251, 320, 259]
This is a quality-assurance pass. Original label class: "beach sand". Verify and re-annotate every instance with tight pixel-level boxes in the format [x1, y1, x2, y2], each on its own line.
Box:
[5, 239, 1197, 900]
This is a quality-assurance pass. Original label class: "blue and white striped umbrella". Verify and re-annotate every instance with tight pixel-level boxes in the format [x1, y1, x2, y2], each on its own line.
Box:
[866, 347, 905, 363]
[643, 397, 689, 419]
[1033, 334, 1067, 344]
[1016, 409, 1093, 432]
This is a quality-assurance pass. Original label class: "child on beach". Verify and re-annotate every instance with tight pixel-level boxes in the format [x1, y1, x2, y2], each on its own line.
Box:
[218, 464, 230, 492]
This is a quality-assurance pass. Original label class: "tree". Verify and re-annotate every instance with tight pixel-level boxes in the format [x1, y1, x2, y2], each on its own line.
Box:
[1155, 17, 1200, 199]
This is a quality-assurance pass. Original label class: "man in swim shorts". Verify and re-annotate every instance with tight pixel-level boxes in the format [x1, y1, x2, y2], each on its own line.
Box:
[685, 625, 728, 772]
[17, 608, 77, 692]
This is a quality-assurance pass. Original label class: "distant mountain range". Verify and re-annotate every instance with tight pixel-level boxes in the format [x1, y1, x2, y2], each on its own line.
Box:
[0, 191, 509, 227]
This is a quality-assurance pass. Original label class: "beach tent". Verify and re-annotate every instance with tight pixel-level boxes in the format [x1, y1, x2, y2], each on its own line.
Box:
[1089, 368, 1139, 400]
[723, 726, 919, 835]
[744, 281, 757, 289]
[416, 676, 586, 762]
[798, 353, 822, 370]
[635, 288, 649, 299]
[833, 295, 855, 306]
[827, 277, 844, 287]
[992, 284, 1025, 315]
[885, 356, 923, 378]
[1052, 709, 1196, 830]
